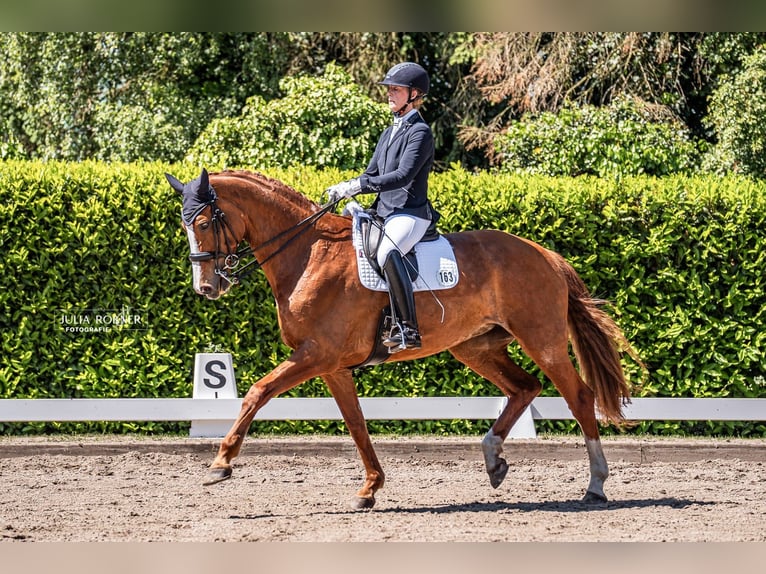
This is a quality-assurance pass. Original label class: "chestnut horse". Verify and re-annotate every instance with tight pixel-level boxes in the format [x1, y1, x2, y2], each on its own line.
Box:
[167, 168, 641, 509]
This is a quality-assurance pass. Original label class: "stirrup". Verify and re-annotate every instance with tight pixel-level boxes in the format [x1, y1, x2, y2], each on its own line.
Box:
[383, 323, 421, 352]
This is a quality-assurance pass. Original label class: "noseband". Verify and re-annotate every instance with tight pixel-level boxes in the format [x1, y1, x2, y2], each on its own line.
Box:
[187, 201, 251, 285]
[188, 196, 341, 286]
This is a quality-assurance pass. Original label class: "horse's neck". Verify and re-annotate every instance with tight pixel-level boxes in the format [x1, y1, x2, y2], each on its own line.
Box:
[245, 196, 313, 250]
[223, 177, 323, 295]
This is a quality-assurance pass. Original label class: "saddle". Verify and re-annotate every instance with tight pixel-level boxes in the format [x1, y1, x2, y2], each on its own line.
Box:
[350, 207, 458, 293]
[356, 210, 440, 281]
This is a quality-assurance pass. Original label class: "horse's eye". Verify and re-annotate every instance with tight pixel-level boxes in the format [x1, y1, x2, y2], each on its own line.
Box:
[199, 221, 210, 230]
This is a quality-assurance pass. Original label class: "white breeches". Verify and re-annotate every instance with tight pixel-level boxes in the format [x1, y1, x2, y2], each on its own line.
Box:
[376, 213, 431, 269]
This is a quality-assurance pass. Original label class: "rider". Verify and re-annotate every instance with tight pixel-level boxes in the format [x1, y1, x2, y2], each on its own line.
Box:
[326, 62, 440, 352]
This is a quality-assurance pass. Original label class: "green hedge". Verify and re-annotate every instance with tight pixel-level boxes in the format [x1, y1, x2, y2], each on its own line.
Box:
[2, 161, 764, 436]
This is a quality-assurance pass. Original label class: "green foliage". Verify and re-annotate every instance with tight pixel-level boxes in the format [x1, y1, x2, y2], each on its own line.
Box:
[705, 46, 766, 178]
[2, 162, 765, 437]
[186, 64, 390, 171]
[493, 96, 703, 178]
[5, 32, 766, 176]
[0, 134, 24, 160]
[0, 33, 292, 163]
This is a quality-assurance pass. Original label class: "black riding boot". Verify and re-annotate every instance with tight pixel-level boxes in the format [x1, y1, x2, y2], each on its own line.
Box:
[382, 251, 421, 351]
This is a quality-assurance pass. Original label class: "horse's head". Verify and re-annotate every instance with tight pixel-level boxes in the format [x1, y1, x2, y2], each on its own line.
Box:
[166, 168, 246, 300]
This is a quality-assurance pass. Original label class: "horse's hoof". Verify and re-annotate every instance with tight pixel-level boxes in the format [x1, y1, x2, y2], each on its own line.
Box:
[350, 495, 376, 510]
[582, 490, 608, 504]
[202, 467, 232, 486]
[488, 459, 509, 489]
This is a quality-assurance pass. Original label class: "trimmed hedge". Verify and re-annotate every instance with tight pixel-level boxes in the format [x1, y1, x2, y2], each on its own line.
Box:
[2, 161, 765, 436]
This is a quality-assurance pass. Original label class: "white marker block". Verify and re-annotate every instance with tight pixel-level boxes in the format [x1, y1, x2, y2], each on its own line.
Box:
[190, 353, 239, 438]
[506, 405, 537, 439]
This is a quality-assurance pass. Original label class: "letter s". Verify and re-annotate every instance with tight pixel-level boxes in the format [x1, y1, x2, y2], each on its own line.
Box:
[203, 359, 227, 389]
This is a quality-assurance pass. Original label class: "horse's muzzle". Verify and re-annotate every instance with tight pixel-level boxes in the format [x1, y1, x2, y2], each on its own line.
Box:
[197, 274, 232, 300]
[197, 283, 220, 300]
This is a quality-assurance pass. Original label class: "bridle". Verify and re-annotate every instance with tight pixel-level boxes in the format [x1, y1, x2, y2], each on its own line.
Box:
[187, 195, 342, 286]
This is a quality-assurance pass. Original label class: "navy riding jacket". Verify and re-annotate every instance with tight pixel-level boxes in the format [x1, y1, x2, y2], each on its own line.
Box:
[357, 110, 439, 222]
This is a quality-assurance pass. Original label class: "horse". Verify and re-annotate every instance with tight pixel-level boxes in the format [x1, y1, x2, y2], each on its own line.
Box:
[166, 168, 642, 509]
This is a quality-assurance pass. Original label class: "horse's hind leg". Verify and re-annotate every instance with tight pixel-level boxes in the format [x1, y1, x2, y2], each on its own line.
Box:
[522, 339, 610, 503]
[448, 328, 542, 489]
[539, 359, 609, 503]
[322, 370, 385, 510]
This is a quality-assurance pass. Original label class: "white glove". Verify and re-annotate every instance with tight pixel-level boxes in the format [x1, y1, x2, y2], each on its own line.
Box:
[342, 199, 365, 217]
[326, 178, 362, 203]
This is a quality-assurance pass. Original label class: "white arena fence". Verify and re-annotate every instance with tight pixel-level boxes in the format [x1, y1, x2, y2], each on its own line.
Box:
[0, 397, 766, 422]
[0, 397, 764, 439]
[1, 355, 763, 438]
[2, 396, 766, 422]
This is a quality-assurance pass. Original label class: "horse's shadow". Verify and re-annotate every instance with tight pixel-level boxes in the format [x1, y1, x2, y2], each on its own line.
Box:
[230, 497, 712, 520]
[372, 497, 712, 515]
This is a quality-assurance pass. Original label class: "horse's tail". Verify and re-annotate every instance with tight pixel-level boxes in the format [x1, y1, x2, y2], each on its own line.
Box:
[552, 253, 645, 426]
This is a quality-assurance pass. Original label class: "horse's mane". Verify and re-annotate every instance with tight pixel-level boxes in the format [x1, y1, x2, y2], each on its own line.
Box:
[212, 169, 320, 214]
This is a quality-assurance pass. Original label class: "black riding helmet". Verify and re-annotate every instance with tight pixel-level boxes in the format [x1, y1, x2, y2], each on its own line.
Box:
[379, 62, 430, 95]
[379, 62, 430, 115]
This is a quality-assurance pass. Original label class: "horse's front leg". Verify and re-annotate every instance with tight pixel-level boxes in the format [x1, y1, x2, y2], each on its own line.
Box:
[203, 349, 328, 486]
[322, 370, 384, 510]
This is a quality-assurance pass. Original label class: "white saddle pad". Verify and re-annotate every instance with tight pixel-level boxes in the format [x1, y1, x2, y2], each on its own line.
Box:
[351, 211, 459, 292]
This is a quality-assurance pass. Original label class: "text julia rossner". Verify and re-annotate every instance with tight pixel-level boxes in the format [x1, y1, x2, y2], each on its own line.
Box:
[59, 310, 143, 332]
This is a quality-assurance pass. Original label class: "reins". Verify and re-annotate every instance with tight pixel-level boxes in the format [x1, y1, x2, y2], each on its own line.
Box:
[192, 197, 342, 285]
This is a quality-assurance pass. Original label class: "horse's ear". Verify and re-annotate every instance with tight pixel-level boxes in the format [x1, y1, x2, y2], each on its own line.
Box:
[165, 173, 185, 195]
[200, 168, 209, 189]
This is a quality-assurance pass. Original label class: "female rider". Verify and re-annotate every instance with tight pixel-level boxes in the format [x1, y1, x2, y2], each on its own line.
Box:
[326, 62, 440, 352]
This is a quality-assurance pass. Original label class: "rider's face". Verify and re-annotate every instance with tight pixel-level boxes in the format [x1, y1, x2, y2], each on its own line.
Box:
[387, 85, 411, 114]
